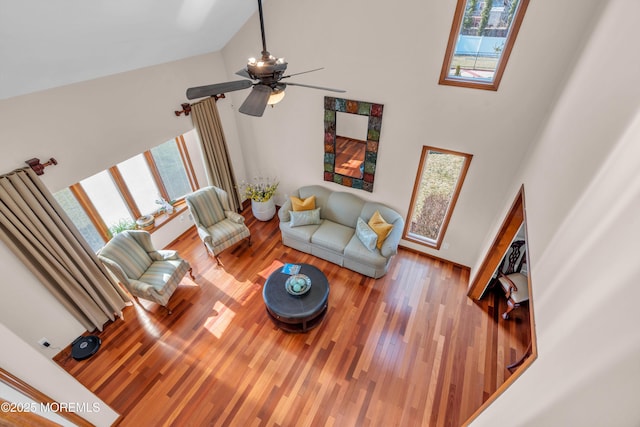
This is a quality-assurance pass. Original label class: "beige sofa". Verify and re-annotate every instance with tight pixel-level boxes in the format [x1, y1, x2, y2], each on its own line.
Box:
[278, 185, 404, 278]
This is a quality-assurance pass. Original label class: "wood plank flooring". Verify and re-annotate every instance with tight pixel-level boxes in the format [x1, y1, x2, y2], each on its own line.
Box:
[55, 208, 530, 426]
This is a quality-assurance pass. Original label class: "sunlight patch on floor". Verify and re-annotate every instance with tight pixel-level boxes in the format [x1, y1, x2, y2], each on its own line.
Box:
[204, 301, 236, 339]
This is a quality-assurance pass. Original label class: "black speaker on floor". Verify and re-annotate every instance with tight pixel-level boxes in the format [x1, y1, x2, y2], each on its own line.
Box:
[71, 335, 101, 361]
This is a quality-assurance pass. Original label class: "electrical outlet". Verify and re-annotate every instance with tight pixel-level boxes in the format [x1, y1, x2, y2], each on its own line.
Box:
[443, 242, 450, 250]
[38, 337, 50, 348]
[179, 214, 185, 222]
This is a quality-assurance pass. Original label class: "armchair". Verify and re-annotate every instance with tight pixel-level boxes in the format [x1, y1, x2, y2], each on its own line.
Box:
[98, 230, 194, 314]
[185, 186, 251, 264]
[496, 240, 529, 319]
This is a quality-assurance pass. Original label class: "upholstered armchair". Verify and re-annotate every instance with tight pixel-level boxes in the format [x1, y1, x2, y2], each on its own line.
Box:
[98, 230, 194, 314]
[185, 186, 251, 264]
[496, 240, 529, 319]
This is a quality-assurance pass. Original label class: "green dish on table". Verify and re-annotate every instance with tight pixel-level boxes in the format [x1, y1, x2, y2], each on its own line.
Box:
[285, 274, 312, 296]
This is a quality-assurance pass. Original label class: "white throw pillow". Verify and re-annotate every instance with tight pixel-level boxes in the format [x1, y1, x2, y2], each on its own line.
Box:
[356, 217, 378, 251]
[289, 208, 321, 227]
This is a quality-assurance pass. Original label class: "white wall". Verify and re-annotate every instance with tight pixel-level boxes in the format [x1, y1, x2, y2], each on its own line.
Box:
[0, 324, 119, 426]
[472, 0, 640, 425]
[221, 0, 602, 268]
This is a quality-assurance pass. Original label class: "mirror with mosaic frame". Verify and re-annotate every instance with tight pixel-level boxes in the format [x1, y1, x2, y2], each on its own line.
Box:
[323, 97, 383, 192]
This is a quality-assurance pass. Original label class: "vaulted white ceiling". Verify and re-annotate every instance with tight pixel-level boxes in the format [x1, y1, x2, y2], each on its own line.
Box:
[0, 0, 257, 100]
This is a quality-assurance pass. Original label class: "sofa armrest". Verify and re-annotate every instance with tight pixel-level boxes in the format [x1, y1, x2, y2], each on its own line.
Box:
[278, 199, 293, 222]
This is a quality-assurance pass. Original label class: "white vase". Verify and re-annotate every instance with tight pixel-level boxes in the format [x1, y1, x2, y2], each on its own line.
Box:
[251, 198, 276, 221]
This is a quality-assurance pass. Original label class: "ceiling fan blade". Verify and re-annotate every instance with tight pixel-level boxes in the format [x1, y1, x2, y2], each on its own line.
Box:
[285, 82, 346, 93]
[186, 79, 252, 100]
[280, 67, 324, 79]
[239, 85, 271, 117]
[235, 68, 252, 79]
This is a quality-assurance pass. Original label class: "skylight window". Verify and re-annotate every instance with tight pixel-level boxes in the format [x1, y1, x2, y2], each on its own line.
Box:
[439, 0, 529, 90]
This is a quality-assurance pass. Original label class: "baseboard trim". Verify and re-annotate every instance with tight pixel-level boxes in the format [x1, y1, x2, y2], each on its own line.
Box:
[398, 244, 471, 271]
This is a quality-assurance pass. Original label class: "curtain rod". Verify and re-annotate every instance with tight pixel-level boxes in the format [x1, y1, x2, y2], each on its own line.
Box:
[175, 94, 226, 117]
[25, 157, 57, 175]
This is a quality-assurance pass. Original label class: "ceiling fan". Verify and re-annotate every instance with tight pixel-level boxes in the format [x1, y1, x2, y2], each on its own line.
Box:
[185, 0, 345, 117]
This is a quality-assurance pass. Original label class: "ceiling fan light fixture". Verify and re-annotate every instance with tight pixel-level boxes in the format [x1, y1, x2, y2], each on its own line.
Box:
[267, 88, 285, 105]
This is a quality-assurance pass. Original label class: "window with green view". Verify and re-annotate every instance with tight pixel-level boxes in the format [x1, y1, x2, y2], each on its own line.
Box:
[404, 147, 472, 249]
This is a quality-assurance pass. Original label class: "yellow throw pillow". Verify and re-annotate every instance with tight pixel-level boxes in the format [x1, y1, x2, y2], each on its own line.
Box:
[290, 195, 316, 211]
[368, 210, 393, 250]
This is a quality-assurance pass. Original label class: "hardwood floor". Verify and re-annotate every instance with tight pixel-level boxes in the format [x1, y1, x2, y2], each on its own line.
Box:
[334, 136, 366, 179]
[55, 208, 530, 426]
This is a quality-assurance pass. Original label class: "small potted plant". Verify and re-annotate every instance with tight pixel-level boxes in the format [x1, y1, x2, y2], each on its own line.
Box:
[240, 176, 279, 221]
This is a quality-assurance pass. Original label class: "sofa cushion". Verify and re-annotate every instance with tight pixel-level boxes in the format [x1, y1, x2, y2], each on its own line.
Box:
[323, 191, 365, 228]
[311, 221, 354, 253]
[355, 217, 378, 251]
[289, 208, 321, 227]
[280, 220, 321, 243]
[299, 186, 333, 216]
[368, 210, 393, 249]
[291, 195, 316, 211]
[344, 235, 388, 269]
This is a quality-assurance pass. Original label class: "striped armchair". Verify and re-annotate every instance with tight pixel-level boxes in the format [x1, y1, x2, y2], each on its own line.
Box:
[98, 230, 194, 314]
[185, 186, 251, 264]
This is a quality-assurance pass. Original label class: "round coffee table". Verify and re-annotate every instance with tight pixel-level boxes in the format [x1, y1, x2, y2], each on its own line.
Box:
[263, 263, 329, 332]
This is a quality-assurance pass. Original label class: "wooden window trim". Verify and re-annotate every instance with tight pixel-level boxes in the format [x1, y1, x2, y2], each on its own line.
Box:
[144, 151, 170, 203]
[176, 135, 199, 191]
[108, 166, 141, 220]
[402, 146, 472, 250]
[64, 138, 199, 244]
[439, 0, 530, 91]
[69, 183, 110, 242]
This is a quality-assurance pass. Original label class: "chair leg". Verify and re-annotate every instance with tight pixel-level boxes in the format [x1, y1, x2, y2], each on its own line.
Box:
[215, 255, 223, 266]
[502, 299, 519, 320]
[247, 235, 252, 246]
[164, 305, 172, 315]
[188, 267, 195, 280]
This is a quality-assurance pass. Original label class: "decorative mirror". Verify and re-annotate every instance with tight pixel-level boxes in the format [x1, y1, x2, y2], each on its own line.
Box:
[324, 97, 383, 192]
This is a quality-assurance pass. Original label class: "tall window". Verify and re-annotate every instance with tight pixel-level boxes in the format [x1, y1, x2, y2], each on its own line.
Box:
[403, 147, 472, 249]
[53, 136, 198, 251]
[439, 0, 529, 90]
[150, 140, 192, 201]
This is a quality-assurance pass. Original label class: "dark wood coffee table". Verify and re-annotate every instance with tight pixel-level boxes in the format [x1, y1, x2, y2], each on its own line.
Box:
[263, 263, 329, 332]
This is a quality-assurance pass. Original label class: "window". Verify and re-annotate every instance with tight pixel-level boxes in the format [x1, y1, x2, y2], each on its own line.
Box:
[116, 154, 160, 216]
[403, 147, 472, 249]
[81, 170, 134, 235]
[439, 0, 529, 90]
[54, 188, 104, 252]
[53, 136, 198, 250]
[150, 140, 192, 202]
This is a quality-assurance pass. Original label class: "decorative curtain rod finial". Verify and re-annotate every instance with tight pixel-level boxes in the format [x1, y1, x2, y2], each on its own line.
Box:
[25, 157, 57, 175]
[175, 94, 225, 117]
[175, 103, 191, 116]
